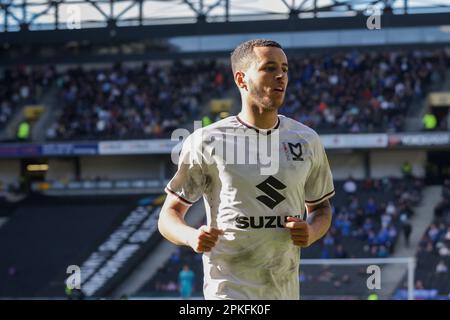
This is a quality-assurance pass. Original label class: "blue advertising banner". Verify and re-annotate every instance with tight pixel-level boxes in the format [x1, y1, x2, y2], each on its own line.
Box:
[0, 144, 41, 157]
[41, 143, 98, 156]
[0, 143, 98, 157]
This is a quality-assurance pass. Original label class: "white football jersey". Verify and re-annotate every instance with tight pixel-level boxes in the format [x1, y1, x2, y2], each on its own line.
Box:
[165, 115, 335, 300]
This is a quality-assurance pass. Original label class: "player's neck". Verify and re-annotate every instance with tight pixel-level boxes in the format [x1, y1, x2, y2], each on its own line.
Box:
[238, 106, 278, 130]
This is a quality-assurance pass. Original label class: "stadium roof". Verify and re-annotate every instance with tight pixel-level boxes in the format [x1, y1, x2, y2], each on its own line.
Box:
[1, 0, 450, 66]
[1, 0, 450, 32]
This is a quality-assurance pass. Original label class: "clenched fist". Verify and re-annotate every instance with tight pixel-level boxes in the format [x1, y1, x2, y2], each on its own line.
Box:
[188, 225, 224, 253]
[285, 216, 313, 247]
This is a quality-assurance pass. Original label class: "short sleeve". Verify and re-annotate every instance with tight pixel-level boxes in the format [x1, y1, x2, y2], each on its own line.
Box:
[165, 133, 206, 206]
[304, 136, 335, 206]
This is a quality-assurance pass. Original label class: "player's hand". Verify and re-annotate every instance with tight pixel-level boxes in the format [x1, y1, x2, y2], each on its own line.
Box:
[285, 216, 313, 247]
[188, 225, 224, 253]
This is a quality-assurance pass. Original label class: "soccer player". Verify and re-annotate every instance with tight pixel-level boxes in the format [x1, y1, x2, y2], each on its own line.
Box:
[158, 39, 335, 300]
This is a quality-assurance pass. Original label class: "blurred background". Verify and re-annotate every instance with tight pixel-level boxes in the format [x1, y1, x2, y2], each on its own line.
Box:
[0, 0, 449, 300]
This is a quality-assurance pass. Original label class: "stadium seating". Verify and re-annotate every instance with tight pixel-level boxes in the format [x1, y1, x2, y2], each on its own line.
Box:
[393, 179, 450, 299]
[0, 194, 159, 298]
[136, 176, 424, 299]
[0, 65, 56, 132]
[2, 48, 448, 141]
[45, 49, 447, 139]
[283, 49, 449, 133]
[46, 61, 231, 140]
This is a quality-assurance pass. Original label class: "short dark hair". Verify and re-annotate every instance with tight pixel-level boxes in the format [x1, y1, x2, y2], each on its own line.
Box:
[230, 39, 283, 75]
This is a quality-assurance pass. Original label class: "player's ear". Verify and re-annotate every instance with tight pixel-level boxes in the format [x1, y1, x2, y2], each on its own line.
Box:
[234, 71, 247, 91]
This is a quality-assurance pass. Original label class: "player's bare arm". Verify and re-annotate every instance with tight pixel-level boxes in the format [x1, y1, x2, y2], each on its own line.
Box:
[158, 195, 224, 253]
[285, 199, 332, 248]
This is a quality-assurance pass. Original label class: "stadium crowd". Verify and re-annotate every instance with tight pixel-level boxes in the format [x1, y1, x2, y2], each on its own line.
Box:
[0, 65, 56, 132]
[412, 178, 450, 296]
[282, 49, 449, 133]
[322, 175, 423, 259]
[45, 61, 231, 140]
[2, 48, 448, 141]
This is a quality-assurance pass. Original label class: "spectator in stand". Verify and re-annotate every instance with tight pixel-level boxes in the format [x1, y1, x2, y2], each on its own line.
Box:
[415, 280, 425, 290]
[321, 231, 335, 259]
[165, 281, 178, 292]
[365, 197, 377, 216]
[376, 227, 391, 247]
[436, 260, 448, 274]
[367, 230, 377, 248]
[377, 245, 389, 258]
[428, 224, 440, 244]
[169, 248, 181, 265]
[363, 218, 374, 233]
[400, 213, 413, 247]
[363, 177, 381, 192]
[422, 112, 437, 131]
[381, 177, 393, 192]
[334, 244, 348, 259]
[323, 232, 335, 247]
[388, 225, 398, 245]
[348, 196, 360, 212]
[385, 201, 397, 216]
[445, 226, 450, 241]
[381, 211, 392, 229]
[343, 176, 357, 194]
[354, 208, 365, 228]
[401, 161, 413, 178]
[437, 242, 449, 257]
[398, 203, 414, 219]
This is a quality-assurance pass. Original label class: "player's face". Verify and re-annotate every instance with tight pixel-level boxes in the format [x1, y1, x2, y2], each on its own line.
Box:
[246, 46, 289, 110]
